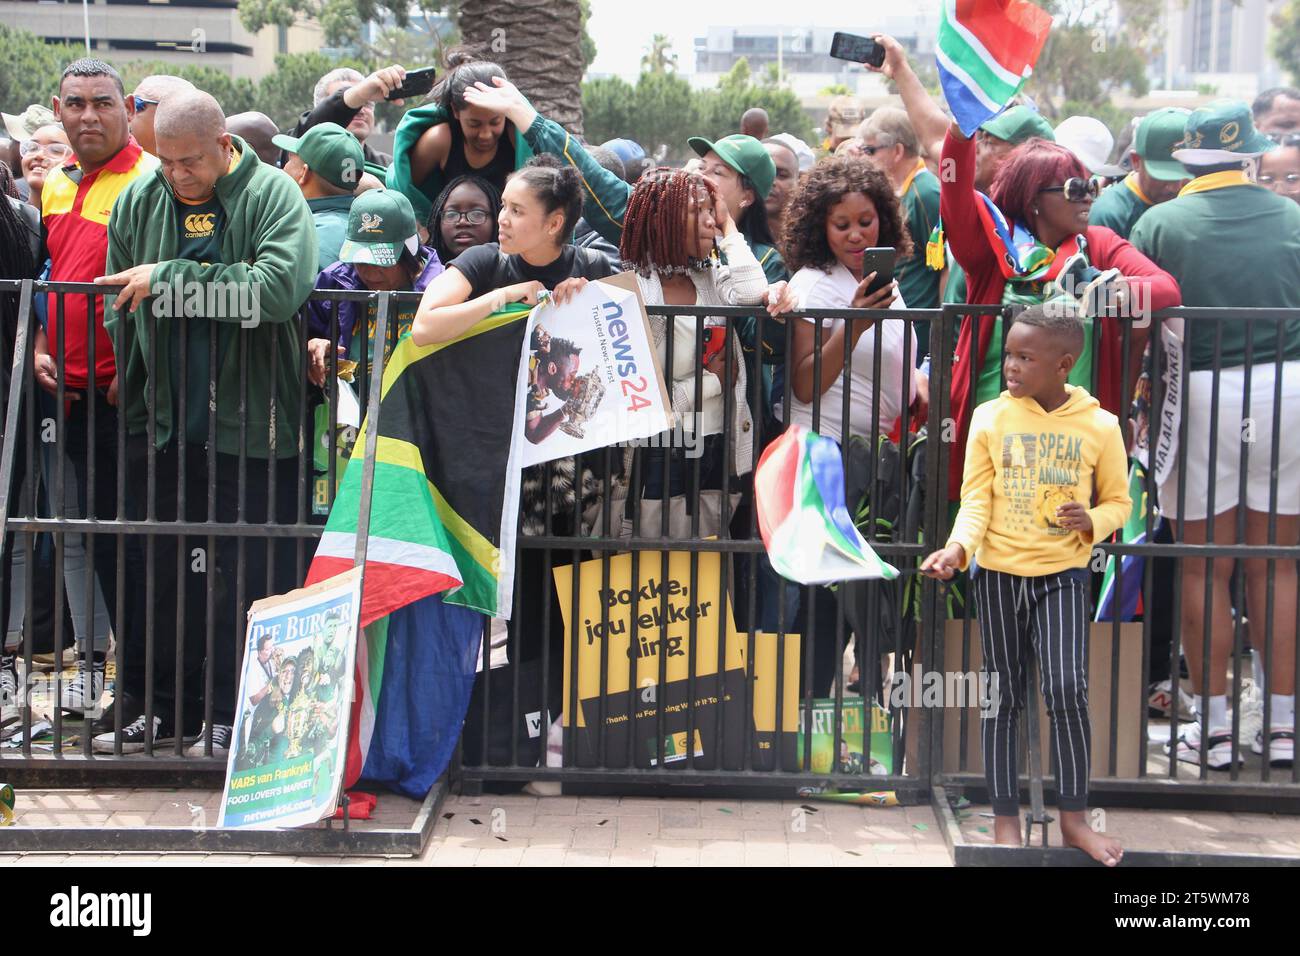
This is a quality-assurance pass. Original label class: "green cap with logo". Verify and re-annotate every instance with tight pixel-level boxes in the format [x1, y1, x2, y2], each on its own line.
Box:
[272, 122, 365, 191]
[338, 188, 419, 267]
[1171, 99, 1276, 166]
[1132, 107, 1191, 180]
[980, 105, 1055, 145]
[686, 133, 777, 199]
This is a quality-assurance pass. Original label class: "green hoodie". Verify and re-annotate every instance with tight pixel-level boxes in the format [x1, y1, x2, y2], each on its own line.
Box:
[385, 103, 533, 223]
[104, 136, 318, 459]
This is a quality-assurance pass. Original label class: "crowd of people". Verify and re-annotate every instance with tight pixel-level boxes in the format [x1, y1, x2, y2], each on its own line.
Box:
[1, 34, 1298, 858]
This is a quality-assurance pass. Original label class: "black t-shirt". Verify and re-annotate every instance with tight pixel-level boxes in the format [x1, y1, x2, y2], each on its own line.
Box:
[450, 242, 615, 300]
[443, 123, 516, 196]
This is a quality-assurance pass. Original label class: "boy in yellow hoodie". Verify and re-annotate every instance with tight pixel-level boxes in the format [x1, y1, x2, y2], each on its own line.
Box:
[922, 302, 1130, 866]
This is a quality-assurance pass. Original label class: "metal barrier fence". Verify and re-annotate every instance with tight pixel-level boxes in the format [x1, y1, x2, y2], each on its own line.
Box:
[1, 279, 1297, 815]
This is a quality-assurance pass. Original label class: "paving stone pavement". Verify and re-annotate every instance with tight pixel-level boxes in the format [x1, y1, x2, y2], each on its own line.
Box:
[2, 789, 1298, 865]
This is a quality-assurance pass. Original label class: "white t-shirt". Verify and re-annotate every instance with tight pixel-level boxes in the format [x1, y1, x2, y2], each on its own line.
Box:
[785, 263, 917, 443]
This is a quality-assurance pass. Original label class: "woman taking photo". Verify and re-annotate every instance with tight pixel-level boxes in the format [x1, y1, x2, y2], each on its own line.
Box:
[387, 51, 533, 224]
[940, 123, 1180, 498]
[779, 155, 921, 699]
[783, 156, 920, 444]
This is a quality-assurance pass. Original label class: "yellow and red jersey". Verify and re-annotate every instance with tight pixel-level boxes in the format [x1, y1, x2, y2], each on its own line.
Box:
[41, 138, 156, 388]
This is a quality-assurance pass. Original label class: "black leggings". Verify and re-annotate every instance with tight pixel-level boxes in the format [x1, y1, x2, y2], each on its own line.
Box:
[974, 567, 1092, 816]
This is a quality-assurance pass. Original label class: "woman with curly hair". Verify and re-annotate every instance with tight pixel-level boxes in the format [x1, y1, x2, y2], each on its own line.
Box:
[783, 156, 920, 445]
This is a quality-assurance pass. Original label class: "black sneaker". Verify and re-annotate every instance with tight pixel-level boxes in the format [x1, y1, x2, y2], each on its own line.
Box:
[89, 694, 143, 739]
[91, 713, 192, 754]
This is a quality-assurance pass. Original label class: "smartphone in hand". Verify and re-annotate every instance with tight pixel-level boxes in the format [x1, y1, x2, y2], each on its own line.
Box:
[829, 32, 886, 68]
[386, 66, 437, 101]
[861, 247, 896, 295]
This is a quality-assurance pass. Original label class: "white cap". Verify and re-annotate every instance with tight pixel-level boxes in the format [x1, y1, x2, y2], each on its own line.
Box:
[766, 133, 816, 172]
[1054, 116, 1117, 174]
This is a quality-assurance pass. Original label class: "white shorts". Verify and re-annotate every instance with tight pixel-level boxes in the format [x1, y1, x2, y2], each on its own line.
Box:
[1159, 361, 1300, 521]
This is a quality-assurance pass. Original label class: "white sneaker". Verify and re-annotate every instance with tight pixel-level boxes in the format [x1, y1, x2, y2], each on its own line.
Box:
[1169, 721, 1242, 770]
[1148, 680, 1196, 721]
[1234, 680, 1264, 750]
[59, 661, 105, 716]
[1251, 728, 1295, 766]
[184, 723, 233, 758]
[0, 657, 18, 722]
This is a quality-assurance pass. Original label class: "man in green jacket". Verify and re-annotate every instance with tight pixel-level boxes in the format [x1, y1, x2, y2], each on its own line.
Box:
[92, 90, 317, 758]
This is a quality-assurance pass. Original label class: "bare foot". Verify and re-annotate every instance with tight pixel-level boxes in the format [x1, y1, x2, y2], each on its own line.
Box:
[993, 815, 1020, 846]
[1060, 810, 1124, 866]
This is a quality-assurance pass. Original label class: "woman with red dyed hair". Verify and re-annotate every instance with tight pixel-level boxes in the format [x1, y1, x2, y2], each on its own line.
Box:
[939, 121, 1181, 499]
[618, 166, 791, 538]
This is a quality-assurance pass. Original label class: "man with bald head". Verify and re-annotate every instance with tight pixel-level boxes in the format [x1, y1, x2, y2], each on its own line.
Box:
[225, 111, 282, 166]
[128, 74, 195, 155]
[741, 107, 770, 141]
[93, 89, 317, 757]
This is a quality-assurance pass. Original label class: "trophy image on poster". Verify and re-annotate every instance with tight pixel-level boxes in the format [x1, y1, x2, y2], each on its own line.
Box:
[559, 370, 606, 439]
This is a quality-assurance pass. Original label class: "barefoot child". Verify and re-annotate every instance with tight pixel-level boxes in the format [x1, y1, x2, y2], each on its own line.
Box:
[921, 302, 1131, 865]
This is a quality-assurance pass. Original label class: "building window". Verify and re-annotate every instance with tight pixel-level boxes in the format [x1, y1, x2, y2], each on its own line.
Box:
[1192, 0, 1212, 72]
[1215, 0, 1233, 73]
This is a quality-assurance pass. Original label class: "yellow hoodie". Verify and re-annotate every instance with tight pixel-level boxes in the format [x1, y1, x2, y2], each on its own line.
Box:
[947, 385, 1131, 576]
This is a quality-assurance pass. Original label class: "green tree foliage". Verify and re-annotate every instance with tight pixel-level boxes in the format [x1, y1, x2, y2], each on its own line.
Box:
[1273, 0, 1300, 86]
[0, 26, 419, 133]
[1027, 0, 1155, 133]
[641, 33, 678, 75]
[238, 0, 448, 50]
[0, 25, 83, 111]
[582, 56, 816, 163]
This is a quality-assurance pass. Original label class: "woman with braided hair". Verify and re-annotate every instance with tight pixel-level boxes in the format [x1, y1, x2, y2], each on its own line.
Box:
[618, 166, 794, 538]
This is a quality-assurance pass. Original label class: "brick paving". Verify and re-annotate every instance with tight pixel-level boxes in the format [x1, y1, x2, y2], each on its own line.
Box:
[2, 788, 1297, 865]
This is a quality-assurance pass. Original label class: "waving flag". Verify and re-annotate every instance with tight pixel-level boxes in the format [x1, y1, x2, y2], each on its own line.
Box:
[1096, 461, 1152, 622]
[937, 0, 1053, 136]
[755, 425, 899, 585]
[305, 304, 533, 796]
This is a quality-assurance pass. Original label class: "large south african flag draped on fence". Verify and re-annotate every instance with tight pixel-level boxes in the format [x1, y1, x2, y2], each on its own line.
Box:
[305, 304, 533, 796]
[936, 0, 1054, 136]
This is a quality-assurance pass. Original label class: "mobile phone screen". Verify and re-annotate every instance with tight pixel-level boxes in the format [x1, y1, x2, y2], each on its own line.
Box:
[830, 32, 885, 67]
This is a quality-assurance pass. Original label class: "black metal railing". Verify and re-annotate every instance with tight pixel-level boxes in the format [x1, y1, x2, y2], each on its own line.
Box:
[1, 279, 1297, 812]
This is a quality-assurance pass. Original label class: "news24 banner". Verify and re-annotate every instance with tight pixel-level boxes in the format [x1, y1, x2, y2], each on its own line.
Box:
[218, 568, 362, 830]
[519, 272, 672, 468]
[554, 550, 802, 770]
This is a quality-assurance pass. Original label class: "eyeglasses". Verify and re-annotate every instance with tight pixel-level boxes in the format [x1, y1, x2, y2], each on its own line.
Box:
[1266, 131, 1300, 146]
[1037, 177, 1100, 202]
[130, 94, 160, 114]
[1259, 171, 1300, 190]
[18, 140, 72, 161]
[441, 208, 490, 225]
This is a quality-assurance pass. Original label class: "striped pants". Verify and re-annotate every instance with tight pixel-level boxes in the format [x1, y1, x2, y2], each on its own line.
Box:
[973, 567, 1091, 816]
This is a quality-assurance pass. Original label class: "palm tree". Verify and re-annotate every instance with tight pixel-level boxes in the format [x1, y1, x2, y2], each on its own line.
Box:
[641, 33, 678, 75]
[457, 0, 586, 134]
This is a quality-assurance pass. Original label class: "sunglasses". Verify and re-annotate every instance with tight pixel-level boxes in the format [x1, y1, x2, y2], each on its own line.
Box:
[130, 94, 160, 114]
[1259, 171, 1300, 189]
[440, 208, 490, 225]
[1037, 177, 1100, 202]
[860, 144, 886, 156]
[18, 140, 72, 161]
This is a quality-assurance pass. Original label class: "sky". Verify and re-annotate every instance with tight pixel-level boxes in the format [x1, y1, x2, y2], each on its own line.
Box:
[584, 0, 940, 80]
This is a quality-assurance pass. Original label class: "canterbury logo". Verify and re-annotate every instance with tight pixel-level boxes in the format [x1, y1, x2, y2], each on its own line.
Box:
[184, 212, 216, 235]
[358, 212, 384, 233]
